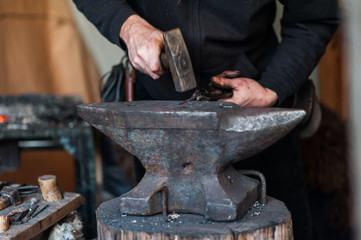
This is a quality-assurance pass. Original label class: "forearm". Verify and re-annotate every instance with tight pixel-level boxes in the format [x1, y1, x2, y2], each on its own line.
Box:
[259, 0, 341, 104]
[73, 0, 136, 47]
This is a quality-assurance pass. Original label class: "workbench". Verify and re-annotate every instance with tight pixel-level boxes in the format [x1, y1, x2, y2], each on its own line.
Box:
[0, 192, 84, 240]
[0, 94, 97, 237]
[0, 125, 97, 237]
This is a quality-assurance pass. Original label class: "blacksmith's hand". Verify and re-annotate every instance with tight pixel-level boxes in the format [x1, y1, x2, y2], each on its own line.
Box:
[120, 15, 167, 80]
[211, 70, 278, 107]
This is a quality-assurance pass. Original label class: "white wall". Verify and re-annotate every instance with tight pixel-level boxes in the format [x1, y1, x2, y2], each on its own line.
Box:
[68, 0, 126, 77]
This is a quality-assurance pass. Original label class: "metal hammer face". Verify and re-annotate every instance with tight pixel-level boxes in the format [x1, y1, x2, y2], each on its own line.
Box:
[163, 28, 197, 92]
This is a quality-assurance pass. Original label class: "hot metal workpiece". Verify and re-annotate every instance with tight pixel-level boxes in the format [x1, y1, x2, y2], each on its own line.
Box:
[77, 101, 305, 221]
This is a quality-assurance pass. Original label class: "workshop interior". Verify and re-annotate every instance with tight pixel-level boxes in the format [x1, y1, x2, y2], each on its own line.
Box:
[0, 0, 359, 239]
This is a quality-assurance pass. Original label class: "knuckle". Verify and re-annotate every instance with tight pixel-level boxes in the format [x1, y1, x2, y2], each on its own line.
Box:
[133, 56, 142, 66]
[136, 47, 147, 57]
[150, 64, 160, 73]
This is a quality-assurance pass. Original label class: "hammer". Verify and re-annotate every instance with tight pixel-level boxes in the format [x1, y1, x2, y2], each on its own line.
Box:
[160, 28, 197, 92]
[0, 186, 21, 210]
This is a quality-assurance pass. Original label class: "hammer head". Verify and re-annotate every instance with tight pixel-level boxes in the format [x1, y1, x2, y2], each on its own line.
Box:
[0, 186, 21, 210]
[163, 28, 197, 92]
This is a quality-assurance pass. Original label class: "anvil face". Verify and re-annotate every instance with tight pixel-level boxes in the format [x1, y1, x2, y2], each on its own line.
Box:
[77, 101, 305, 221]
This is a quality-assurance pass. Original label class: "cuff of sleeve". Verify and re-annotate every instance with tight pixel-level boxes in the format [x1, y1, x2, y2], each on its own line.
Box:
[258, 77, 289, 107]
[109, 9, 137, 48]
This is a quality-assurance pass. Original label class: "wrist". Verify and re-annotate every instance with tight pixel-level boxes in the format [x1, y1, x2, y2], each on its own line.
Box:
[264, 88, 278, 107]
[119, 14, 146, 46]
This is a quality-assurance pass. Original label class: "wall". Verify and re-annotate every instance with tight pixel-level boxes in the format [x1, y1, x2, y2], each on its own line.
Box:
[68, 0, 126, 77]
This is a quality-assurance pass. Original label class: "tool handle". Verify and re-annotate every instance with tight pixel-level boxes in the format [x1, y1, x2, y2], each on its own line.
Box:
[0, 215, 9, 232]
[160, 52, 169, 70]
[125, 68, 135, 102]
[0, 197, 10, 210]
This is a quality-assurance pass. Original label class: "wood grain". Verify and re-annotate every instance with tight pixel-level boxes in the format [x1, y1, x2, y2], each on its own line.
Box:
[0, 215, 9, 233]
[38, 175, 63, 202]
[97, 197, 293, 240]
[0, 192, 84, 240]
[0, 0, 100, 103]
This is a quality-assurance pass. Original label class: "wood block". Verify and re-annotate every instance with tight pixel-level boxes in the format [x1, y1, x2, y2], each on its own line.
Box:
[97, 197, 293, 240]
[0, 215, 9, 233]
[38, 175, 63, 202]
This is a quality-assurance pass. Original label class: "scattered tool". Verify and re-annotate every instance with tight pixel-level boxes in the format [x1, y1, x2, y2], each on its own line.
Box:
[11, 206, 38, 225]
[160, 28, 197, 92]
[20, 202, 39, 223]
[10, 204, 49, 225]
[7, 209, 29, 223]
[0, 184, 39, 211]
[0, 183, 39, 194]
[0, 186, 21, 210]
[179, 85, 232, 105]
[7, 197, 49, 225]
[17, 185, 39, 195]
[28, 204, 48, 219]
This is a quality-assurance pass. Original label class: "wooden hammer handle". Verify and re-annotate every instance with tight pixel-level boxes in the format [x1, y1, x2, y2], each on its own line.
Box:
[125, 68, 135, 102]
[0, 197, 10, 210]
[160, 52, 169, 70]
[0, 215, 9, 232]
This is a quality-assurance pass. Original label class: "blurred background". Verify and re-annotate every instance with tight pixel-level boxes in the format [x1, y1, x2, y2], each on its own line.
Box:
[0, 0, 356, 239]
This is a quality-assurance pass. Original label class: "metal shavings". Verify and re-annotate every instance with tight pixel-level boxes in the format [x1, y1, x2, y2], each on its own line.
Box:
[167, 213, 180, 222]
[249, 201, 265, 217]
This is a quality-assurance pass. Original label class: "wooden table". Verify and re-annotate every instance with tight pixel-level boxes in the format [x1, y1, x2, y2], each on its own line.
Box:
[0, 192, 84, 240]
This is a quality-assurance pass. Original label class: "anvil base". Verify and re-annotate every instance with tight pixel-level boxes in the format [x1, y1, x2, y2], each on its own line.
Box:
[120, 165, 259, 221]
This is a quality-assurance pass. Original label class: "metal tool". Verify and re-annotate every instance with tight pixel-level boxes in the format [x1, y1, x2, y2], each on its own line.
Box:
[0, 186, 21, 210]
[7, 209, 29, 223]
[0, 184, 39, 211]
[28, 204, 48, 219]
[11, 204, 49, 225]
[17, 185, 39, 195]
[10, 197, 48, 225]
[179, 85, 233, 105]
[160, 28, 197, 92]
[77, 101, 305, 221]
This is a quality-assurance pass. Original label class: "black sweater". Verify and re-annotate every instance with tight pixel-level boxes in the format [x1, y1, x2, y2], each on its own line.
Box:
[73, 0, 340, 104]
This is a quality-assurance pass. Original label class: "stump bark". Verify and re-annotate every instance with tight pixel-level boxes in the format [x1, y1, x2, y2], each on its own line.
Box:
[97, 197, 293, 240]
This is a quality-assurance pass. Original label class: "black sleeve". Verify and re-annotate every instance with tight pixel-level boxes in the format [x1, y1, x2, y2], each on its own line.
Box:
[73, 0, 136, 47]
[258, 0, 341, 104]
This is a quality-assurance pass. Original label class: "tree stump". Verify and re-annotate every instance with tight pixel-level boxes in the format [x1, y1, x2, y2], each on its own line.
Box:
[97, 197, 293, 240]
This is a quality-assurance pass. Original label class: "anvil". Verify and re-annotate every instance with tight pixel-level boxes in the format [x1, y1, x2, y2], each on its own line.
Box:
[77, 101, 305, 221]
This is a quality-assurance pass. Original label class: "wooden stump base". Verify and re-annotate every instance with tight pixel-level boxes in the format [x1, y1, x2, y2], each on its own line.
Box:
[97, 197, 293, 240]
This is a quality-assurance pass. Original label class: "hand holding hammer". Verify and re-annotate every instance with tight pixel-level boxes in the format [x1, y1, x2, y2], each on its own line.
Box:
[120, 15, 196, 92]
